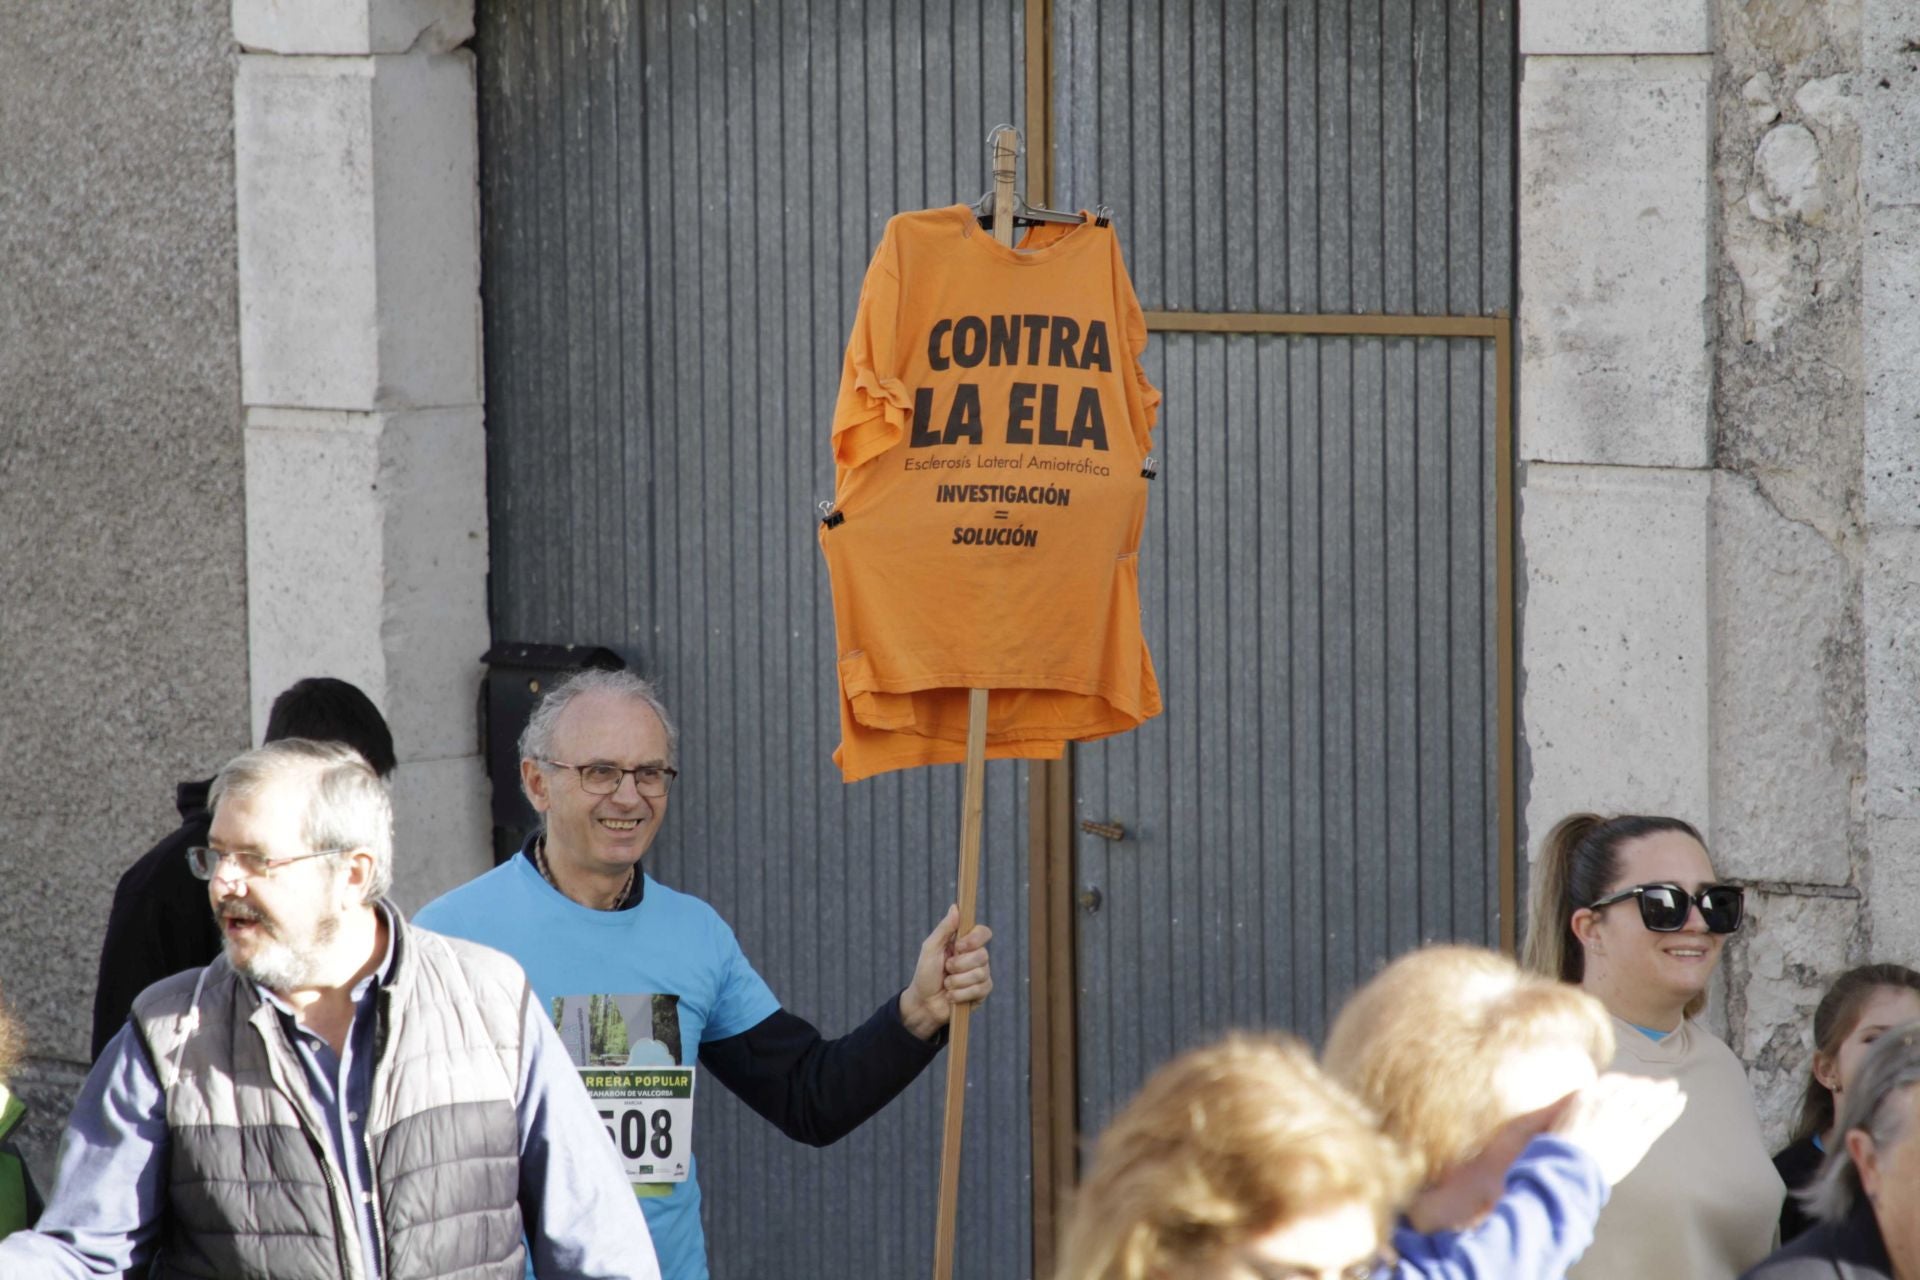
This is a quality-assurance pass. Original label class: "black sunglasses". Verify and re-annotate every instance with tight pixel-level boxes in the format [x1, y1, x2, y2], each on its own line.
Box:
[1585, 882, 1745, 934]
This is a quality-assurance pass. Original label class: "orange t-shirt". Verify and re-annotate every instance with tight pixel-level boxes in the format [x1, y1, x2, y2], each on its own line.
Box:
[820, 205, 1163, 782]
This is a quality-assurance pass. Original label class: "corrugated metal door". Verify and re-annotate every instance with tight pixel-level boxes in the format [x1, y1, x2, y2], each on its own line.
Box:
[1051, 0, 1514, 1137]
[476, 3, 1034, 1276]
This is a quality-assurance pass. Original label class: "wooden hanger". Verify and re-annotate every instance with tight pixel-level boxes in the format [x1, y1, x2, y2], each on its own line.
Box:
[970, 124, 1081, 230]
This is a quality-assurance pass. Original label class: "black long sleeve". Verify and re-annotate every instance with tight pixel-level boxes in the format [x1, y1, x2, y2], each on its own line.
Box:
[697, 992, 946, 1147]
[90, 782, 221, 1061]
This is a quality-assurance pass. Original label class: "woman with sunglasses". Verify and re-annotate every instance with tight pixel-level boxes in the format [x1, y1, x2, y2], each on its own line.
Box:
[1523, 812, 1784, 1279]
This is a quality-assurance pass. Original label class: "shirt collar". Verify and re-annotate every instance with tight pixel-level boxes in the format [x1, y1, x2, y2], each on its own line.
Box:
[526, 832, 647, 911]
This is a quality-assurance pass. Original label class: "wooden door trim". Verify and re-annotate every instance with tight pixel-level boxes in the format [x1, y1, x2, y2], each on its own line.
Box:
[1024, 4, 1080, 1271]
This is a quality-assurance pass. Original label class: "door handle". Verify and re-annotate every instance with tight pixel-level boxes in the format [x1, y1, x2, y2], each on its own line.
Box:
[1079, 819, 1126, 841]
[1078, 885, 1104, 914]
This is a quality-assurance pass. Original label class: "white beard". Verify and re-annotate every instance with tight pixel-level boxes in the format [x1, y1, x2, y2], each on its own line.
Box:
[223, 901, 344, 993]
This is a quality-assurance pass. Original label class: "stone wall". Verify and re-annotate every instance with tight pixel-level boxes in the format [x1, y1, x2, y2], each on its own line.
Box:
[1711, 0, 1869, 1149]
[0, 0, 493, 1187]
[1523, 0, 1920, 1149]
[0, 3, 248, 1177]
[1519, 7, 1720, 883]
[233, 0, 492, 914]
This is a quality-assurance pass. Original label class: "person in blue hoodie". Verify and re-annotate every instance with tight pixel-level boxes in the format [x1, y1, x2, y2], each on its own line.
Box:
[1323, 946, 1684, 1279]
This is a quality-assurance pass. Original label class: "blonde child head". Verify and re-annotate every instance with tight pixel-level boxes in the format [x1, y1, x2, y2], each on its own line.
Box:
[1323, 945, 1615, 1190]
[1056, 1033, 1409, 1280]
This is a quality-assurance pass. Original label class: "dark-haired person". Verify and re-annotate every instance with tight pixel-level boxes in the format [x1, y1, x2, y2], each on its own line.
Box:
[1773, 965, 1920, 1244]
[1522, 812, 1783, 1279]
[1741, 1021, 1920, 1279]
[88, 676, 397, 1059]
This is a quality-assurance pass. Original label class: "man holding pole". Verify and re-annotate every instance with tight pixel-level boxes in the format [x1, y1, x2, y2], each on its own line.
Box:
[415, 668, 994, 1280]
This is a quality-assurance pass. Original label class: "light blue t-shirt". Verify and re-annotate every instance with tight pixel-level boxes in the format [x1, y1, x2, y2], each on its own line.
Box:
[416, 853, 780, 1280]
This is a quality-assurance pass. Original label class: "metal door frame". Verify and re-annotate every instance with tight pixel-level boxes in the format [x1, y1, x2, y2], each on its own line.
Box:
[1019, 3, 1517, 1269]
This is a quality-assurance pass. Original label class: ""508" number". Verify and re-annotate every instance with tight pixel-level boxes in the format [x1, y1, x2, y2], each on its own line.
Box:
[599, 1106, 674, 1160]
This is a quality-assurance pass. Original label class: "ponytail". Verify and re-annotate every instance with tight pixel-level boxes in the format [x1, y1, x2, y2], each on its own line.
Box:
[1522, 813, 1610, 985]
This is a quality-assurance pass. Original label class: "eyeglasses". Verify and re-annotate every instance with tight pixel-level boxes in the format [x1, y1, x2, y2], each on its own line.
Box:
[1585, 882, 1745, 934]
[186, 846, 351, 881]
[541, 760, 678, 798]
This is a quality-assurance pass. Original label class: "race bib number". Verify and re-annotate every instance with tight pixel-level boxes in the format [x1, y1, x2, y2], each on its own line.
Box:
[582, 1066, 696, 1187]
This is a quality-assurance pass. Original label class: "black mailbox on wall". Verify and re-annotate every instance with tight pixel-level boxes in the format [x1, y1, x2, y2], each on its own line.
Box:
[480, 641, 627, 864]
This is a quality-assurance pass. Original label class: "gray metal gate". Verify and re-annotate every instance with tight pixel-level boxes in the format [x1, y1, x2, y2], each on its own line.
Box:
[477, 3, 1034, 1276]
[479, 0, 1514, 1272]
[1052, 0, 1514, 1139]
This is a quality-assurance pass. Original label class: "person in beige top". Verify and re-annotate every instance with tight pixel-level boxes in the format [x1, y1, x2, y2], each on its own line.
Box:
[1524, 813, 1785, 1279]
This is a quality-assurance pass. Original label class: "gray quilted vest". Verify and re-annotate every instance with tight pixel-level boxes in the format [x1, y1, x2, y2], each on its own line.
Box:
[133, 908, 529, 1280]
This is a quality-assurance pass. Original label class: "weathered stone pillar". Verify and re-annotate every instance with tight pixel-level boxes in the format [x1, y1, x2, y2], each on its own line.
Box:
[1523, 0, 1920, 1144]
[1518, 6, 1716, 845]
[1861, 0, 1920, 963]
[232, 0, 489, 907]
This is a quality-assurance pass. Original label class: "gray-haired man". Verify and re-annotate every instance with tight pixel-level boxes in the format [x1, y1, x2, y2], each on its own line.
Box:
[415, 669, 994, 1280]
[0, 739, 661, 1279]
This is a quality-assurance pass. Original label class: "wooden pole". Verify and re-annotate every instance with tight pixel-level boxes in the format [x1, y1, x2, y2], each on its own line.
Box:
[932, 126, 1020, 1280]
[932, 689, 989, 1279]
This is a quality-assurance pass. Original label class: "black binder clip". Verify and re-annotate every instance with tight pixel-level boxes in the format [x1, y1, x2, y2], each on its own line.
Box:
[818, 499, 845, 529]
[1140, 455, 1159, 480]
[1094, 203, 1112, 228]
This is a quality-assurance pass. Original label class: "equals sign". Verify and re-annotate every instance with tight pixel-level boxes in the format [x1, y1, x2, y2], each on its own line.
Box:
[993, 510, 1009, 520]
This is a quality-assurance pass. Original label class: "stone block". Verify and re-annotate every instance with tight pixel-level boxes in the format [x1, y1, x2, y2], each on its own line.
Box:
[246, 408, 387, 731]
[1728, 0, 1862, 69]
[1862, 0, 1920, 208]
[1866, 816, 1920, 964]
[245, 406, 488, 762]
[1795, 75, 1857, 133]
[1749, 123, 1830, 226]
[1865, 532, 1920, 820]
[1708, 474, 1854, 886]
[1520, 0, 1710, 55]
[234, 0, 473, 56]
[1520, 464, 1711, 853]
[379, 408, 490, 761]
[1725, 890, 1859, 1151]
[389, 753, 492, 912]
[235, 52, 481, 412]
[1520, 57, 1713, 468]
[1743, 72, 1780, 127]
[1864, 205, 1920, 527]
[1725, 222, 1819, 347]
